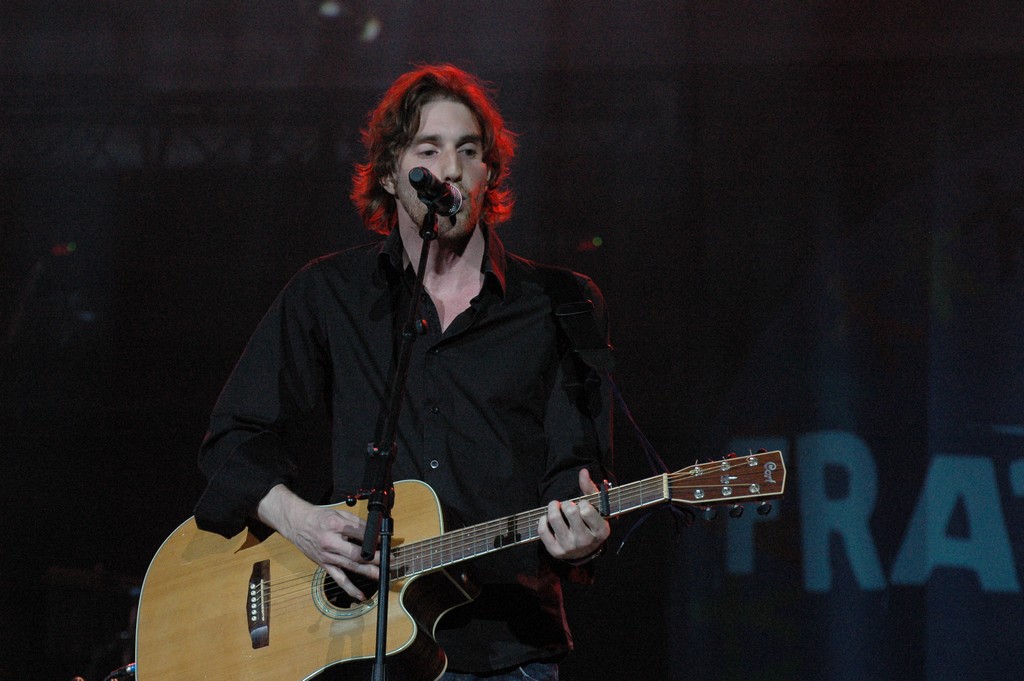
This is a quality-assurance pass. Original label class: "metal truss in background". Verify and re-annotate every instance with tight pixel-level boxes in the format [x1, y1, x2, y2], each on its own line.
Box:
[0, 77, 371, 176]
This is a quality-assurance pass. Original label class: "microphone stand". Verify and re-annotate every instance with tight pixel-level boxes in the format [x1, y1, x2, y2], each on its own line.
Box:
[362, 204, 439, 681]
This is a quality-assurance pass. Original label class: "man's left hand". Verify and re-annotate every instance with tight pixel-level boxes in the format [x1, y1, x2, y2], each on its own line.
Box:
[538, 468, 611, 562]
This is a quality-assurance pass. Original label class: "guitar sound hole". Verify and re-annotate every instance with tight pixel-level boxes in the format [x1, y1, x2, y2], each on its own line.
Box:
[315, 568, 380, 618]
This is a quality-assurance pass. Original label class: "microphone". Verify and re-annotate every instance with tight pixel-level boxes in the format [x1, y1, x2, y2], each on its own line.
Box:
[408, 167, 463, 216]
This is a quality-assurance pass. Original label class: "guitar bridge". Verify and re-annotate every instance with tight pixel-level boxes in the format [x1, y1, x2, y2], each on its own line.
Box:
[247, 560, 270, 649]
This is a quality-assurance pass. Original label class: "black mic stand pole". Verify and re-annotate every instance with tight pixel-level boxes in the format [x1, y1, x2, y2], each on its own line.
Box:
[362, 204, 439, 681]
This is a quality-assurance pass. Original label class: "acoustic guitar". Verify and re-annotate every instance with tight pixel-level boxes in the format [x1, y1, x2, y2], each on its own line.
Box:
[135, 450, 786, 680]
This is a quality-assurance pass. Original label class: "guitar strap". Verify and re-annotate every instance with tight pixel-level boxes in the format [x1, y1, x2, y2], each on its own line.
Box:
[538, 265, 615, 474]
[540, 264, 614, 372]
[541, 268, 689, 559]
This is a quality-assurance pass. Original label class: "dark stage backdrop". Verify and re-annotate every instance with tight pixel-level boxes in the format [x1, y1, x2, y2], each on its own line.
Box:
[2, 3, 1023, 680]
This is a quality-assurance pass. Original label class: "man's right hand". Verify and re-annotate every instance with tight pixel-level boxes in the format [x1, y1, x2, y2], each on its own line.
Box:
[257, 484, 380, 601]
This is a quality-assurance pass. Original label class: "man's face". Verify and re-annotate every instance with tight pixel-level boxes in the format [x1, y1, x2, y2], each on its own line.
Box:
[384, 98, 490, 241]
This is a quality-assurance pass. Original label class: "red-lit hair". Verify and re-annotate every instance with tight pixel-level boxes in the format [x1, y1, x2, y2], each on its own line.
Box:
[351, 64, 517, 234]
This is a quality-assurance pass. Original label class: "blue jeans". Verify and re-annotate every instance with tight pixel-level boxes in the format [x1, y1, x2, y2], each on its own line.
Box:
[441, 661, 559, 681]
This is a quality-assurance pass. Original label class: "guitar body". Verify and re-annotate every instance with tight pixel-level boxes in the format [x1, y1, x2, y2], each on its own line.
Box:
[135, 479, 474, 681]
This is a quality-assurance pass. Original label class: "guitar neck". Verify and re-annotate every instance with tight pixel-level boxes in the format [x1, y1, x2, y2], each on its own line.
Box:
[388, 449, 786, 580]
[389, 475, 669, 580]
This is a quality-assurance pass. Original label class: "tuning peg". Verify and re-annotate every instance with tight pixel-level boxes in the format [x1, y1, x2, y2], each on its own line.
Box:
[699, 506, 718, 521]
[756, 501, 773, 516]
[728, 504, 744, 519]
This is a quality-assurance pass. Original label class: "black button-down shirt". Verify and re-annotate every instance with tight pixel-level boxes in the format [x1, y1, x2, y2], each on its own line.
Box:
[195, 226, 611, 672]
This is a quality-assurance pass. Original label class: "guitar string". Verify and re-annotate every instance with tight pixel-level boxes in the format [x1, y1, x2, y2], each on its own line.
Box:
[258, 484, 661, 612]
[258, 457, 781, 615]
[246, 456, 779, 615]
[255, 480, 668, 614]
[344, 452, 775, 578]
[384, 457, 774, 575]
[246, 461, 776, 614]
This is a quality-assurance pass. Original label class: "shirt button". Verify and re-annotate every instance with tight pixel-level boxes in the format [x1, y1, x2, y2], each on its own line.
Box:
[429, 459, 440, 469]
[430, 348, 440, 355]
[431, 406, 440, 414]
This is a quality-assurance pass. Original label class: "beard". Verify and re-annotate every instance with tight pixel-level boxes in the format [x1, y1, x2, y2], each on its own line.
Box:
[394, 180, 485, 242]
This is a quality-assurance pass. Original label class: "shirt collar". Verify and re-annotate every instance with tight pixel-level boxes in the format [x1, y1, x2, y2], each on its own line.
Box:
[377, 227, 406, 279]
[376, 225, 508, 300]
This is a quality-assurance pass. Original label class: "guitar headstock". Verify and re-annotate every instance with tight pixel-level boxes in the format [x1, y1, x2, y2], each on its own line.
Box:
[669, 450, 786, 512]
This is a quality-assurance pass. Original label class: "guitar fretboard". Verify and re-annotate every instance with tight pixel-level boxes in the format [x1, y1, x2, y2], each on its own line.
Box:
[385, 450, 786, 580]
[389, 474, 669, 579]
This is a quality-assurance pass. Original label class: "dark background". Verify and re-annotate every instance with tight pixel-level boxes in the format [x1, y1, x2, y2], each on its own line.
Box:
[3, 2, 1024, 680]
